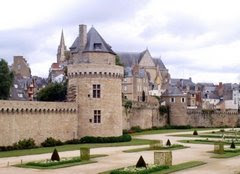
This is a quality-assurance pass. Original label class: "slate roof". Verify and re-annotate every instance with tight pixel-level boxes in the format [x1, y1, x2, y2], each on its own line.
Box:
[170, 78, 195, 87]
[152, 58, 166, 69]
[70, 27, 115, 55]
[162, 85, 186, 97]
[202, 92, 219, 100]
[117, 51, 143, 67]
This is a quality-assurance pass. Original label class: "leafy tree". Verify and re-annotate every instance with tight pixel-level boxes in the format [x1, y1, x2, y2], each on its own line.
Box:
[230, 140, 236, 149]
[0, 59, 14, 100]
[37, 81, 67, 101]
[115, 55, 124, 66]
[193, 130, 198, 135]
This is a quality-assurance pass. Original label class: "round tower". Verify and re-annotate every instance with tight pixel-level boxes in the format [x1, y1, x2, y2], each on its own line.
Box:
[67, 25, 124, 138]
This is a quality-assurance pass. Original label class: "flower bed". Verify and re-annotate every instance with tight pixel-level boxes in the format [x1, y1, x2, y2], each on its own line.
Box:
[26, 157, 82, 167]
[110, 165, 169, 174]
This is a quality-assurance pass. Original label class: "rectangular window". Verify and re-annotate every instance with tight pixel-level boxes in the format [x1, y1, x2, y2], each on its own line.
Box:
[94, 43, 102, 50]
[181, 97, 185, 103]
[170, 97, 175, 103]
[93, 84, 101, 98]
[94, 110, 101, 123]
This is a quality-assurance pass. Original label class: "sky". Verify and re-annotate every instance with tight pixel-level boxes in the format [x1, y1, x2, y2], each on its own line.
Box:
[1, 0, 240, 84]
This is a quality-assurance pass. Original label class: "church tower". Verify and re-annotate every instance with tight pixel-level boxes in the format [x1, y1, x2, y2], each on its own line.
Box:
[57, 30, 67, 63]
[67, 24, 124, 138]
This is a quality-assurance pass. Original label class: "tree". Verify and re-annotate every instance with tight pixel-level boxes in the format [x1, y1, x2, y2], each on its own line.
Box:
[36, 81, 67, 101]
[51, 148, 60, 161]
[0, 59, 14, 100]
[166, 139, 171, 146]
[193, 130, 198, 136]
[115, 55, 124, 66]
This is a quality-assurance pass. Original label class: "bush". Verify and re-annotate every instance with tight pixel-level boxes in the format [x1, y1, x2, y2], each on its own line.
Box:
[14, 138, 36, 150]
[166, 139, 171, 146]
[111, 165, 169, 174]
[131, 126, 142, 133]
[64, 139, 81, 144]
[80, 134, 132, 144]
[51, 148, 60, 161]
[193, 130, 198, 135]
[41, 137, 63, 147]
[230, 141, 236, 149]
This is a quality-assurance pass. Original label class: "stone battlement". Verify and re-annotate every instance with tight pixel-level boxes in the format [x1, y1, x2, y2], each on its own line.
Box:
[187, 109, 238, 115]
[68, 64, 124, 79]
[0, 100, 77, 113]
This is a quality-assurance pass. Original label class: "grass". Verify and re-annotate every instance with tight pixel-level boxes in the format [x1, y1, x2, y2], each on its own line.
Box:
[0, 138, 155, 158]
[178, 139, 240, 145]
[99, 161, 206, 174]
[211, 148, 240, 158]
[131, 128, 218, 136]
[15, 154, 106, 169]
[172, 133, 240, 139]
[123, 144, 188, 153]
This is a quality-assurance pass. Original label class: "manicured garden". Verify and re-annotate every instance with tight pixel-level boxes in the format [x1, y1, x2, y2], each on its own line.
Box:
[100, 161, 206, 174]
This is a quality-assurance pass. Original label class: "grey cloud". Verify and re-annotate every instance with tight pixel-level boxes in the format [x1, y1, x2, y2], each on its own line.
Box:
[141, 14, 207, 39]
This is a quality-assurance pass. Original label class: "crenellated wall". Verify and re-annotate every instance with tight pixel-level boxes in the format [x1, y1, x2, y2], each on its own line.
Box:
[122, 101, 168, 130]
[186, 110, 240, 127]
[0, 100, 78, 146]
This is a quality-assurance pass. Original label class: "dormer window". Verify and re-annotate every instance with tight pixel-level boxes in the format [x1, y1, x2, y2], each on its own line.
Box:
[94, 43, 102, 50]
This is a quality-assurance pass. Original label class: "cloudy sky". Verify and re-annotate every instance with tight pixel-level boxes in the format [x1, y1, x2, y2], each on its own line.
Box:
[1, 0, 240, 83]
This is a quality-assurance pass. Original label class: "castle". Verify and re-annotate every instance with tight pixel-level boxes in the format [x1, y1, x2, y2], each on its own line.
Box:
[1, 24, 239, 147]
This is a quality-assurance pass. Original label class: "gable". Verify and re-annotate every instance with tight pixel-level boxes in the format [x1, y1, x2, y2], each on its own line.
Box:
[139, 50, 155, 67]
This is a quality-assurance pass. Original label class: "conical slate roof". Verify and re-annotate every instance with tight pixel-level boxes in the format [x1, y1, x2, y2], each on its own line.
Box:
[83, 27, 115, 54]
[70, 27, 115, 55]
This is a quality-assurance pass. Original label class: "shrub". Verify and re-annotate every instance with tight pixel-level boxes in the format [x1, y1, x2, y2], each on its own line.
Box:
[15, 138, 36, 149]
[230, 141, 236, 149]
[80, 147, 90, 160]
[80, 134, 132, 144]
[41, 137, 63, 147]
[64, 139, 81, 144]
[111, 165, 169, 174]
[136, 156, 146, 168]
[166, 139, 171, 146]
[131, 126, 142, 133]
[193, 130, 198, 135]
[159, 105, 169, 115]
[124, 100, 132, 110]
[51, 148, 60, 161]
[123, 129, 128, 134]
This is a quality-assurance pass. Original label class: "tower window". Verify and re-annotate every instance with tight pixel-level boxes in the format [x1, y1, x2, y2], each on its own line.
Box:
[94, 43, 102, 50]
[181, 97, 185, 103]
[93, 84, 101, 98]
[94, 110, 101, 123]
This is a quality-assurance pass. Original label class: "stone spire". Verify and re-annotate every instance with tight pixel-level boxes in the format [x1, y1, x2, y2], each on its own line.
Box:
[57, 30, 67, 63]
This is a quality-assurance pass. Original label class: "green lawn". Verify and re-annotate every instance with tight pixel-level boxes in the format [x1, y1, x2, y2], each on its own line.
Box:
[123, 144, 188, 153]
[179, 139, 240, 145]
[0, 139, 155, 158]
[211, 148, 240, 158]
[100, 161, 206, 174]
[131, 128, 218, 136]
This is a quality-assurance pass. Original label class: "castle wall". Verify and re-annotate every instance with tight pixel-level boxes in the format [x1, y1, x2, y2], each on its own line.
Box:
[186, 110, 239, 127]
[0, 100, 78, 146]
[122, 102, 168, 130]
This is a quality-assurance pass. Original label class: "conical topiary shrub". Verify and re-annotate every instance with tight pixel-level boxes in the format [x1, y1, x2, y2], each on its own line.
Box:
[193, 130, 198, 136]
[136, 156, 147, 168]
[230, 141, 236, 149]
[166, 139, 171, 146]
[51, 148, 60, 161]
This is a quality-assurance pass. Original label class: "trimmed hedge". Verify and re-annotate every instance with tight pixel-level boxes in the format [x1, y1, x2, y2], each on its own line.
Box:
[80, 134, 132, 144]
[0, 138, 36, 151]
[41, 137, 63, 147]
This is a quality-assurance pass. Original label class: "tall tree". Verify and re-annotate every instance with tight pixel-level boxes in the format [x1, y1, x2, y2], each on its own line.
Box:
[36, 82, 67, 101]
[0, 59, 14, 100]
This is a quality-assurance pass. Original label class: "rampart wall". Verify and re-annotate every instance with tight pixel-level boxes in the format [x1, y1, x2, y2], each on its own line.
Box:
[0, 100, 78, 146]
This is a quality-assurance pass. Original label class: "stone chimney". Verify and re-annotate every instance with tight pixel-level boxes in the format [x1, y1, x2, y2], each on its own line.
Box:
[79, 24, 87, 50]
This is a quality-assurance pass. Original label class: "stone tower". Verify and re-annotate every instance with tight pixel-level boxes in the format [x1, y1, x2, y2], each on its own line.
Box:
[57, 30, 67, 63]
[67, 24, 124, 138]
